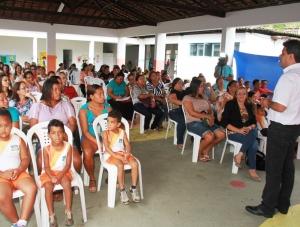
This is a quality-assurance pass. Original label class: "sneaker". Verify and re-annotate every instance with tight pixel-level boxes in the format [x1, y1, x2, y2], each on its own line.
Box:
[49, 213, 58, 227]
[129, 187, 141, 203]
[65, 210, 74, 226]
[120, 190, 130, 204]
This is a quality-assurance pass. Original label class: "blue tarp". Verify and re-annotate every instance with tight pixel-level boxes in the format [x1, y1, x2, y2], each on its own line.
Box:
[234, 50, 283, 91]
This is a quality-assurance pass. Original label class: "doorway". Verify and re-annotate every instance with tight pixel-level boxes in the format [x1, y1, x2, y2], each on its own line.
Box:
[63, 49, 72, 68]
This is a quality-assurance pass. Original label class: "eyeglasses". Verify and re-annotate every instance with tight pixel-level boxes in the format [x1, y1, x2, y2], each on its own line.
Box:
[236, 92, 247, 95]
[19, 87, 27, 90]
[2, 79, 9, 82]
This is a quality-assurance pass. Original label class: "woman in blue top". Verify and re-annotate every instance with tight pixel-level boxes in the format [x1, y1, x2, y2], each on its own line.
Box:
[79, 84, 112, 193]
[107, 72, 133, 121]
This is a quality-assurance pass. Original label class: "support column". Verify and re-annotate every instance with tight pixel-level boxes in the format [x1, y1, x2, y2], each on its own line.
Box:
[154, 33, 166, 71]
[47, 30, 56, 72]
[177, 36, 185, 79]
[89, 41, 95, 65]
[138, 43, 145, 71]
[221, 27, 236, 66]
[169, 44, 177, 79]
[117, 37, 126, 66]
[33, 37, 37, 64]
[145, 45, 151, 70]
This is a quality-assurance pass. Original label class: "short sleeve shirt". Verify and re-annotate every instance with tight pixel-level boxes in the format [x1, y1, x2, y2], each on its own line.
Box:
[9, 98, 33, 116]
[214, 65, 233, 89]
[28, 101, 75, 125]
[132, 85, 149, 105]
[268, 63, 300, 125]
[146, 82, 164, 97]
[182, 95, 209, 123]
[7, 107, 19, 122]
[107, 80, 127, 100]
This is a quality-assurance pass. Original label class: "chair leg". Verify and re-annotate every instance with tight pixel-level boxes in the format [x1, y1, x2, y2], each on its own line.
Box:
[192, 136, 201, 163]
[34, 190, 42, 227]
[231, 143, 242, 174]
[139, 115, 145, 134]
[297, 137, 300, 160]
[165, 120, 170, 139]
[41, 189, 49, 227]
[211, 147, 214, 160]
[83, 168, 90, 186]
[97, 165, 104, 191]
[220, 140, 228, 164]
[107, 167, 118, 208]
[130, 112, 135, 129]
[77, 179, 87, 223]
[137, 160, 144, 199]
[181, 132, 188, 155]
[173, 123, 177, 145]
[80, 156, 84, 173]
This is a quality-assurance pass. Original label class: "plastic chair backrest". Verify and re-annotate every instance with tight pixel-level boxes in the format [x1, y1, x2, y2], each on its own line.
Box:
[19, 116, 22, 131]
[76, 110, 82, 139]
[182, 105, 187, 124]
[11, 127, 28, 173]
[84, 76, 94, 85]
[71, 97, 87, 114]
[92, 113, 130, 153]
[91, 78, 105, 87]
[31, 92, 42, 102]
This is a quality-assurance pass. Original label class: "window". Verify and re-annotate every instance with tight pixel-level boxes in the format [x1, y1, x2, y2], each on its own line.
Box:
[190, 42, 240, 56]
[190, 44, 197, 56]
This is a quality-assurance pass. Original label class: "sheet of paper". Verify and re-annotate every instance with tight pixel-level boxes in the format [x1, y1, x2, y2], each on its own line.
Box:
[116, 96, 130, 101]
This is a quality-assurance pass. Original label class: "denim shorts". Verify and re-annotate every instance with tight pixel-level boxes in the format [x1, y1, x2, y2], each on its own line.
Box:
[80, 135, 103, 143]
[187, 121, 222, 137]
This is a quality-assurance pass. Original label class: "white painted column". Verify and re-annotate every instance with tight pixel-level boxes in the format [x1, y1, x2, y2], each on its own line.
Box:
[154, 33, 166, 71]
[117, 37, 126, 66]
[220, 27, 236, 66]
[169, 44, 176, 79]
[47, 29, 56, 72]
[33, 37, 37, 64]
[145, 45, 151, 70]
[176, 36, 185, 79]
[89, 40, 95, 65]
[138, 43, 145, 71]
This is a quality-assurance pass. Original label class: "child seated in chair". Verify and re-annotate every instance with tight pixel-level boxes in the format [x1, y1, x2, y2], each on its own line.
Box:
[256, 104, 269, 137]
[0, 108, 37, 227]
[40, 119, 73, 227]
[102, 109, 140, 204]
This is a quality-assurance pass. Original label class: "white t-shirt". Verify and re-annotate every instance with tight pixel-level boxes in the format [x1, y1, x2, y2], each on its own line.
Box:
[268, 63, 300, 125]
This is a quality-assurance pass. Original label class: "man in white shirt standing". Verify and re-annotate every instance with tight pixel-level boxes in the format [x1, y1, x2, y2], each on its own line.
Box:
[246, 40, 300, 218]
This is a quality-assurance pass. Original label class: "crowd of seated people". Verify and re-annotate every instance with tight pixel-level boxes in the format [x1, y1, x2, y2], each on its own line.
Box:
[0, 59, 278, 226]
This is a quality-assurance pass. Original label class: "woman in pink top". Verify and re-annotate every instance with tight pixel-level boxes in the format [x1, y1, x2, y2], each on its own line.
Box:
[28, 78, 82, 174]
[79, 64, 93, 97]
[183, 79, 225, 162]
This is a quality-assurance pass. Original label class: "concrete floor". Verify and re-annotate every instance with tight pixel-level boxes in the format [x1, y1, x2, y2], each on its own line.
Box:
[4, 137, 300, 227]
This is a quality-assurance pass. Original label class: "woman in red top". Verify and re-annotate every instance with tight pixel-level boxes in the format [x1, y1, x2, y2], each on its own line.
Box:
[59, 72, 78, 99]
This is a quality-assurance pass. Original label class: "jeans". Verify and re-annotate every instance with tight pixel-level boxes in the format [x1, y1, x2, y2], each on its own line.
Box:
[158, 104, 168, 126]
[133, 103, 163, 130]
[168, 108, 186, 144]
[107, 99, 133, 121]
[228, 129, 258, 169]
[258, 121, 300, 215]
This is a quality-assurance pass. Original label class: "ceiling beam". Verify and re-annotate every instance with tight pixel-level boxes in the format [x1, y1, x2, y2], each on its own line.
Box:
[93, 0, 120, 29]
[0, 6, 156, 25]
[121, 0, 226, 18]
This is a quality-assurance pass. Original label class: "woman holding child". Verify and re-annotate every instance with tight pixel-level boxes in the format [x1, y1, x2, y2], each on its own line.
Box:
[183, 79, 225, 161]
[79, 84, 112, 193]
[221, 86, 260, 181]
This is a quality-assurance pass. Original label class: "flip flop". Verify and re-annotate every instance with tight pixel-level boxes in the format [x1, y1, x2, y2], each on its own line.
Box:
[198, 157, 208, 162]
[89, 180, 97, 193]
[203, 155, 211, 161]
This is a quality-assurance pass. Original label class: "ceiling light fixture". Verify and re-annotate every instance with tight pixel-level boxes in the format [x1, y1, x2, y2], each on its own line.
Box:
[57, 2, 65, 13]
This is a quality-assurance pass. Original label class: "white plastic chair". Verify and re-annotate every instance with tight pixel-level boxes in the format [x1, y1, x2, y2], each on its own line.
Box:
[296, 136, 300, 160]
[257, 131, 267, 155]
[70, 97, 87, 114]
[129, 91, 154, 134]
[31, 92, 42, 102]
[182, 105, 214, 162]
[91, 78, 105, 86]
[27, 122, 87, 227]
[19, 116, 22, 131]
[11, 127, 42, 227]
[219, 129, 243, 174]
[84, 76, 94, 93]
[93, 114, 144, 208]
[165, 100, 178, 145]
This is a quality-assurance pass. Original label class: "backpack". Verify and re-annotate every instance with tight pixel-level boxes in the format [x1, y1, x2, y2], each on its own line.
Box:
[245, 150, 266, 171]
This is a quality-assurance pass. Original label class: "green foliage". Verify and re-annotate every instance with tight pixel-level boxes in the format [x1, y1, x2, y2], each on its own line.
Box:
[262, 23, 300, 32]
